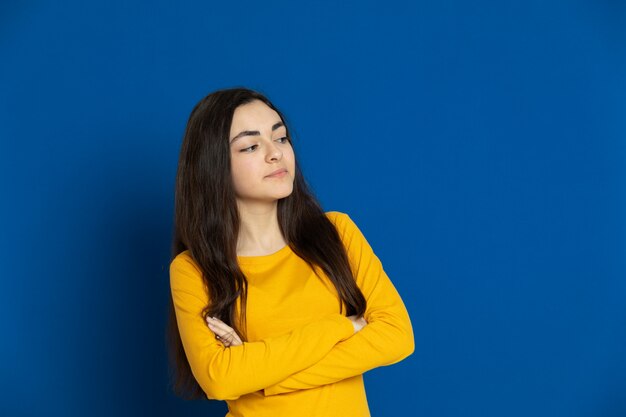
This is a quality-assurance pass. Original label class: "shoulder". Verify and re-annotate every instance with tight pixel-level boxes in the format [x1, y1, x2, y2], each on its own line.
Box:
[324, 211, 377, 266]
[324, 210, 360, 236]
[324, 210, 348, 226]
[169, 250, 203, 287]
[170, 249, 198, 270]
[169, 250, 210, 302]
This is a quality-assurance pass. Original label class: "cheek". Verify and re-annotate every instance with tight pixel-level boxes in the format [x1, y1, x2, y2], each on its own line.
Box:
[285, 148, 296, 169]
[230, 158, 257, 186]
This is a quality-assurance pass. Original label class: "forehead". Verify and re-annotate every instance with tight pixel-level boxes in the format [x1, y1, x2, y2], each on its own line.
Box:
[230, 100, 282, 134]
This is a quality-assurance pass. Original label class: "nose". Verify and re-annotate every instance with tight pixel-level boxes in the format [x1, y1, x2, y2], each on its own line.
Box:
[265, 141, 283, 162]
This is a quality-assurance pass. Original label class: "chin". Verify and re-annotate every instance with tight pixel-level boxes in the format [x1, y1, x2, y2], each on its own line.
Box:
[274, 186, 294, 199]
[277, 190, 294, 199]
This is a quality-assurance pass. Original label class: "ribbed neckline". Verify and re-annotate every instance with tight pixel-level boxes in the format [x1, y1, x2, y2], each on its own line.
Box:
[236, 244, 292, 265]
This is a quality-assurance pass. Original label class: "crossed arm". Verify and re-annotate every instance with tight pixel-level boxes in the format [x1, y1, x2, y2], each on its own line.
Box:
[169, 212, 414, 400]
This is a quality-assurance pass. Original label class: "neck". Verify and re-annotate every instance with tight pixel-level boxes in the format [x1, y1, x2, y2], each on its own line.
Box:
[236, 200, 286, 256]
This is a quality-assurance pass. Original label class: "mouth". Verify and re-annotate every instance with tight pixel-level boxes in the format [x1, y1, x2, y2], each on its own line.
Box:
[266, 168, 288, 177]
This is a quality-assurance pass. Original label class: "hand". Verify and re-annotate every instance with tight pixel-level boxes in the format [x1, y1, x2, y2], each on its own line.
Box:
[206, 316, 243, 347]
[347, 315, 368, 333]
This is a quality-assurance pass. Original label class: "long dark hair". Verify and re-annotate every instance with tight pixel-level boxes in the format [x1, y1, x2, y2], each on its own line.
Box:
[166, 87, 367, 399]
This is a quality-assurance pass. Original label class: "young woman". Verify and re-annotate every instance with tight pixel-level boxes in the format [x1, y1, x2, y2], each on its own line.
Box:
[167, 87, 414, 416]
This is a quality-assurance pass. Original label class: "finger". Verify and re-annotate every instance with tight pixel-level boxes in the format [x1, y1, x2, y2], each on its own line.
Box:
[206, 318, 242, 345]
[226, 331, 236, 343]
[208, 323, 231, 339]
[206, 321, 230, 338]
[230, 331, 243, 346]
[219, 329, 240, 345]
[206, 322, 233, 338]
[206, 317, 235, 333]
[215, 333, 232, 347]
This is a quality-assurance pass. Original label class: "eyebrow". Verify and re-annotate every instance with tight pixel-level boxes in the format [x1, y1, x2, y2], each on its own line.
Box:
[230, 121, 285, 144]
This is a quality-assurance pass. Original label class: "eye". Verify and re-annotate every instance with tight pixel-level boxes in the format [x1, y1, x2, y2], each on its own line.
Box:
[240, 145, 258, 153]
[240, 137, 289, 153]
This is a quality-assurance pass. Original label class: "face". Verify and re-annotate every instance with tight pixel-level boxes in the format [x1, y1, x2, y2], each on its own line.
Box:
[229, 99, 296, 207]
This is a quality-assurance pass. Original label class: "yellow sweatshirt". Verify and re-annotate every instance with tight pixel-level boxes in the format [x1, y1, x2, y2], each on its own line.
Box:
[169, 211, 414, 417]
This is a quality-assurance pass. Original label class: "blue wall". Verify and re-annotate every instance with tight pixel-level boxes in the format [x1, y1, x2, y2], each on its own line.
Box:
[1, 1, 624, 416]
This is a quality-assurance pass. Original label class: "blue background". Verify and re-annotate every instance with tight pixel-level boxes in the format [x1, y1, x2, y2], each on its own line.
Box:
[1, 1, 625, 416]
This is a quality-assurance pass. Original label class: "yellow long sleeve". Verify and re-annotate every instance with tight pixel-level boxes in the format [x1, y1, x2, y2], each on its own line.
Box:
[170, 211, 413, 416]
[170, 254, 355, 401]
[263, 211, 415, 396]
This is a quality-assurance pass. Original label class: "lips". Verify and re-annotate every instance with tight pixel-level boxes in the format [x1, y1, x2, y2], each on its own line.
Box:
[267, 168, 287, 177]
